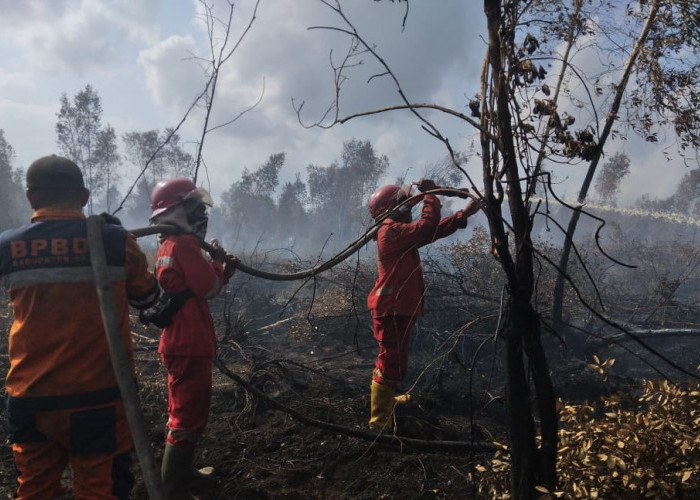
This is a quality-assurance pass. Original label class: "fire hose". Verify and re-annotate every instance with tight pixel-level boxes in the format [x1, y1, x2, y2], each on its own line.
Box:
[84, 186, 472, 498]
[86, 216, 165, 499]
[129, 187, 475, 280]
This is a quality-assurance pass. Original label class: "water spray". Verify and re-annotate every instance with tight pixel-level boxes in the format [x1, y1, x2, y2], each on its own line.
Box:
[532, 197, 700, 227]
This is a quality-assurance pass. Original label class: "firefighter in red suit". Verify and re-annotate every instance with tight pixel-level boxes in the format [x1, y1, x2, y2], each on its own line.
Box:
[149, 178, 237, 499]
[366, 179, 480, 432]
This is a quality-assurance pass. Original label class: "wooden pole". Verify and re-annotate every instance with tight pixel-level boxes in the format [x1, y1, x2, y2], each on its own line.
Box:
[86, 215, 165, 500]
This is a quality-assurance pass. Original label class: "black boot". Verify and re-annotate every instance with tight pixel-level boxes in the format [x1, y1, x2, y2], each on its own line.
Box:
[161, 442, 197, 500]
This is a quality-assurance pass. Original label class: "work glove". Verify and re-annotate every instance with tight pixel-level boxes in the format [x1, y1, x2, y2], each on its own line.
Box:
[223, 254, 239, 281]
[462, 198, 482, 219]
[100, 212, 122, 226]
[416, 178, 437, 192]
[208, 239, 227, 263]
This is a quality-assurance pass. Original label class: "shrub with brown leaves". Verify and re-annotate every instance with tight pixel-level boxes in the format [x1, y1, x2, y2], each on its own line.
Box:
[471, 376, 700, 498]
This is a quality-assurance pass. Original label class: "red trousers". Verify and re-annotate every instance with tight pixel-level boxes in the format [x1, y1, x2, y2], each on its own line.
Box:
[9, 402, 132, 500]
[372, 315, 417, 387]
[161, 354, 213, 447]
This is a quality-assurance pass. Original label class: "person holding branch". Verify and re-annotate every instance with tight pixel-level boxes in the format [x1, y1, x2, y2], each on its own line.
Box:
[366, 178, 480, 432]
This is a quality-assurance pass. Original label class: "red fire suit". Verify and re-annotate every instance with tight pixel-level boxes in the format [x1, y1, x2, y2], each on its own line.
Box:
[367, 194, 467, 386]
[155, 233, 225, 447]
[1, 208, 158, 500]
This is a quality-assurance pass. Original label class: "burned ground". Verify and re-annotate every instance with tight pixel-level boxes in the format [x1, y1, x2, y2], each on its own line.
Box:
[0, 260, 549, 499]
[0, 297, 507, 500]
[1, 228, 699, 499]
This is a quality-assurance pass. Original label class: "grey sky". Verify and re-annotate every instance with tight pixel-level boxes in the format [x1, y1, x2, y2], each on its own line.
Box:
[0, 0, 690, 209]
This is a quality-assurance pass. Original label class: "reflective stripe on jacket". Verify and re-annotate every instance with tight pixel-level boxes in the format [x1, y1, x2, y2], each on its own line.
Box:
[0, 208, 158, 402]
[367, 194, 467, 318]
[155, 234, 224, 356]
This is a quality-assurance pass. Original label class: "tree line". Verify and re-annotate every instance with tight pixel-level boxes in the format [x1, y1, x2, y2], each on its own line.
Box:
[3, 82, 700, 255]
[0, 85, 389, 250]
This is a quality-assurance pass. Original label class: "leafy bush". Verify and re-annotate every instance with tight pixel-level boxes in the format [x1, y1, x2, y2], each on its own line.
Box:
[472, 375, 700, 498]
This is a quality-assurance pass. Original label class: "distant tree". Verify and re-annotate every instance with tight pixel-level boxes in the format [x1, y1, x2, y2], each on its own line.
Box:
[55, 85, 120, 213]
[307, 139, 388, 241]
[0, 130, 28, 229]
[122, 128, 194, 223]
[276, 174, 309, 247]
[220, 153, 284, 247]
[159, 129, 194, 179]
[248, 152, 284, 198]
[670, 169, 700, 216]
[422, 152, 470, 189]
[595, 153, 631, 206]
[94, 125, 120, 213]
[123, 130, 160, 185]
[123, 177, 154, 228]
[637, 167, 700, 217]
[418, 152, 474, 212]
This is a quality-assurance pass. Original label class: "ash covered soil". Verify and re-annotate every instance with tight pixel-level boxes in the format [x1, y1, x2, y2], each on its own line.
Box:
[0, 299, 510, 500]
[0, 287, 629, 500]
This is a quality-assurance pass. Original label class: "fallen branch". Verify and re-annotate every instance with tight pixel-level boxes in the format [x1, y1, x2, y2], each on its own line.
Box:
[214, 356, 495, 453]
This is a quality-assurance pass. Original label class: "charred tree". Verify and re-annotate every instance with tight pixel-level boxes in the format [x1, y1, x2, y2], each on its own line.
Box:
[482, 1, 557, 495]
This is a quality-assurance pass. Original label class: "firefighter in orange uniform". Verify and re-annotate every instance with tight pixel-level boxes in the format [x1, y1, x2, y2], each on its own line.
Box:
[0, 155, 159, 499]
[366, 179, 480, 432]
[149, 178, 237, 499]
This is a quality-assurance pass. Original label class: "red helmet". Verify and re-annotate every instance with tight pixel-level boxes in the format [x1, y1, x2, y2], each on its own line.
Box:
[368, 185, 408, 219]
[150, 178, 203, 218]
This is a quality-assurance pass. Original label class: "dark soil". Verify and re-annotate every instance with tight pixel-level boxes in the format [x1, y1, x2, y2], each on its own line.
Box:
[0, 303, 506, 500]
[0, 293, 653, 500]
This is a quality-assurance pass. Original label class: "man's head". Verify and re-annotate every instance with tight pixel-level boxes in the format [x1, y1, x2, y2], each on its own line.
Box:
[368, 184, 412, 222]
[149, 177, 213, 237]
[25, 155, 89, 210]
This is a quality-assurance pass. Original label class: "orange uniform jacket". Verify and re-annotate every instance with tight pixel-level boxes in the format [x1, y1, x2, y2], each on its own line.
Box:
[1, 208, 158, 405]
[367, 194, 467, 318]
[155, 234, 224, 357]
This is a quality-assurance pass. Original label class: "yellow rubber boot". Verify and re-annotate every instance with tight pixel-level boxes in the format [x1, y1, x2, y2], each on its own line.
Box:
[369, 381, 396, 432]
[394, 392, 412, 405]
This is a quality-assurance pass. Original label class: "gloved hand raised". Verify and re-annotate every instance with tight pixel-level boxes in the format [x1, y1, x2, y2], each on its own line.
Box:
[416, 178, 438, 192]
[462, 198, 482, 219]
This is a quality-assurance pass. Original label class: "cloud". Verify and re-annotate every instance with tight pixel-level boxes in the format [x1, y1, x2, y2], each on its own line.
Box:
[138, 34, 203, 108]
[0, 0, 160, 77]
[0, 98, 58, 167]
[154, 0, 487, 193]
[0, 0, 689, 214]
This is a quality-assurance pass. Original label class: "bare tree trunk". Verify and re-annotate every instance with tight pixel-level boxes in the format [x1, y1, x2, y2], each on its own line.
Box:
[483, 1, 558, 496]
[504, 310, 537, 497]
[521, 300, 557, 488]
